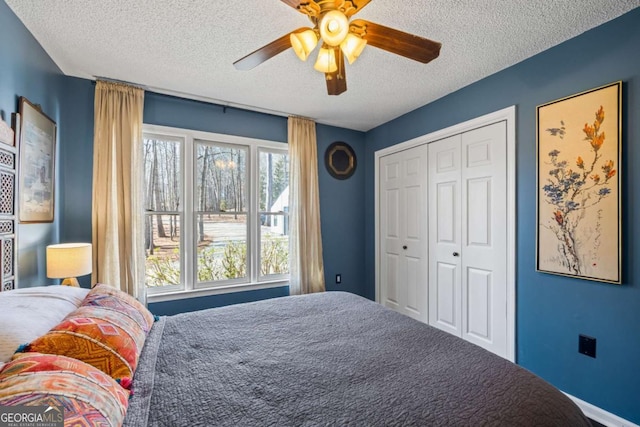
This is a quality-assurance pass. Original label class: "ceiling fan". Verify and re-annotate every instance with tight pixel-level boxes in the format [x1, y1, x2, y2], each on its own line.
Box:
[233, 0, 442, 96]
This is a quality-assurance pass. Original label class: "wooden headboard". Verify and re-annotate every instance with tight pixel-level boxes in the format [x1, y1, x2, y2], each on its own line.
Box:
[0, 117, 17, 291]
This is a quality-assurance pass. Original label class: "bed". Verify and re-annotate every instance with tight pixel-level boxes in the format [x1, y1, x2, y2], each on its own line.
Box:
[0, 287, 589, 426]
[123, 291, 589, 426]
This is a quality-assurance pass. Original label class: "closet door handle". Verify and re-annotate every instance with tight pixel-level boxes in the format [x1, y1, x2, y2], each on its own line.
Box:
[452, 252, 460, 257]
[402, 245, 408, 250]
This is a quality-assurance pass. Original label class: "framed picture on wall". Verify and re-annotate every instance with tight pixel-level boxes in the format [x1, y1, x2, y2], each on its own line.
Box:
[536, 81, 622, 284]
[18, 97, 56, 223]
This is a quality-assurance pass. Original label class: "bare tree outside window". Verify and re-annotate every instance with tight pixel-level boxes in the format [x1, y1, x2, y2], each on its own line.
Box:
[143, 136, 182, 287]
[195, 142, 248, 282]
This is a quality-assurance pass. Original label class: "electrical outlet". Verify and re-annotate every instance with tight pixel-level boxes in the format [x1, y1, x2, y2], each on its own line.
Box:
[579, 334, 596, 358]
[335, 274, 341, 284]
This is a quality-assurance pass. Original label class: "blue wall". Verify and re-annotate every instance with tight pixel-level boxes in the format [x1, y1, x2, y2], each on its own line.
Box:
[143, 92, 366, 314]
[0, 1, 66, 287]
[57, 77, 95, 288]
[149, 286, 290, 316]
[364, 9, 640, 423]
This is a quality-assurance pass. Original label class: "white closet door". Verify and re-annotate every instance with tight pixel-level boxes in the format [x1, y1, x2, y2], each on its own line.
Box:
[428, 123, 508, 358]
[380, 152, 402, 312]
[461, 122, 507, 357]
[377, 108, 514, 360]
[428, 136, 463, 335]
[379, 146, 428, 322]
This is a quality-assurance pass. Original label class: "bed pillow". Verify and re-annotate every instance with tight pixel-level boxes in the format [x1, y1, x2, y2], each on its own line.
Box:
[82, 283, 154, 333]
[0, 352, 128, 427]
[0, 285, 89, 363]
[21, 304, 147, 380]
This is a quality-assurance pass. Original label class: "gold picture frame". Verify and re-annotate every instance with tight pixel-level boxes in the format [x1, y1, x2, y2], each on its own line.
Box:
[536, 81, 622, 284]
[18, 97, 56, 223]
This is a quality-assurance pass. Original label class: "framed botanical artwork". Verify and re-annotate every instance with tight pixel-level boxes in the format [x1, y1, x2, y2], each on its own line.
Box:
[18, 97, 56, 223]
[536, 81, 622, 284]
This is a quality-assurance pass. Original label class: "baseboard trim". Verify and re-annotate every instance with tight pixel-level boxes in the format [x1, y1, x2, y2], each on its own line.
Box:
[563, 392, 639, 427]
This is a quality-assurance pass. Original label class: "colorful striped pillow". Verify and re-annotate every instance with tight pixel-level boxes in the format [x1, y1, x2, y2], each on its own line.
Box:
[83, 283, 154, 333]
[21, 304, 147, 381]
[0, 353, 129, 427]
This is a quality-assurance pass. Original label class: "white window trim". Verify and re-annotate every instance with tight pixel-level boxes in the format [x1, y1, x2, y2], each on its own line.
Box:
[142, 124, 289, 304]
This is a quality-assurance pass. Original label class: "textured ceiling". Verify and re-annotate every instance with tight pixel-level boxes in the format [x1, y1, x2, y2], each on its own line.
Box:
[6, 0, 640, 131]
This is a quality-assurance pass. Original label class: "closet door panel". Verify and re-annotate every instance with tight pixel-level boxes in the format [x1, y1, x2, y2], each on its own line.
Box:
[461, 122, 508, 357]
[379, 146, 428, 321]
[466, 267, 491, 340]
[436, 182, 456, 243]
[380, 153, 403, 311]
[428, 136, 462, 334]
[401, 146, 428, 321]
[434, 261, 458, 332]
[467, 177, 491, 247]
[384, 253, 400, 309]
[405, 256, 422, 316]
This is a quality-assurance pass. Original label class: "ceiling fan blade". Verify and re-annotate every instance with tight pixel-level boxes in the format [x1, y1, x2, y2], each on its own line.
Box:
[233, 28, 309, 71]
[351, 19, 441, 64]
[341, 0, 373, 17]
[280, 0, 320, 18]
[283, 0, 370, 18]
[280, 0, 302, 8]
[326, 48, 347, 96]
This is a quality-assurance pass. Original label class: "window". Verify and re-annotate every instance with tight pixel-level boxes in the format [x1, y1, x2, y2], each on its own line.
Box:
[142, 125, 289, 301]
[143, 134, 182, 292]
[259, 150, 289, 277]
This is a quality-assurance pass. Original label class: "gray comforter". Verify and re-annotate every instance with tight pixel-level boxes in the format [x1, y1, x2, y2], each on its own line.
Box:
[124, 292, 589, 426]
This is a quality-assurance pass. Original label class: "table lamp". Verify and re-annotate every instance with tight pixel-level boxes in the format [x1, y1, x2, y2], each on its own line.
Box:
[46, 243, 92, 287]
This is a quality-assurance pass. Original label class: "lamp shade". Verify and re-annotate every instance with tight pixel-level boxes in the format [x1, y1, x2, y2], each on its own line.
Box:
[290, 29, 318, 61]
[319, 10, 349, 46]
[340, 33, 367, 64]
[46, 243, 92, 279]
[314, 47, 337, 73]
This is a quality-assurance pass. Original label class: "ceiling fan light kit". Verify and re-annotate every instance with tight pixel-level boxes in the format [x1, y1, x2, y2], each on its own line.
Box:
[291, 24, 366, 68]
[319, 9, 349, 46]
[341, 33, 367, 64]
[291, 29, 318, 61]
[234, 0, 442, 95]
[314, 46, 338, 73]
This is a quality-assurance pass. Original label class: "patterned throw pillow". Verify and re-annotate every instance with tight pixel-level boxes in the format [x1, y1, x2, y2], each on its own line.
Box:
[0, 352, 129, 427]
[83, 283, 154, 333]
[21, 304, 147, 380]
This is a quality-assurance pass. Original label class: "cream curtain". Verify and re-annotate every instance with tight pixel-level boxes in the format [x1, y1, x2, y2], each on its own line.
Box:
[288, 116, 325, 295]
[92, 80, 145, 299]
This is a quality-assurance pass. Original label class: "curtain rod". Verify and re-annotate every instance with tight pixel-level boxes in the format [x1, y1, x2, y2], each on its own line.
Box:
[288, 114, 315, 122]
[92, 76, 147, 90]
[90, 76, 318, 123]
[89, 76, 288, 118]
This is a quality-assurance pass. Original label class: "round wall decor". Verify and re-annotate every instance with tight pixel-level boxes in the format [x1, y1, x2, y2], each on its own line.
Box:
[325, 141, 356, 180]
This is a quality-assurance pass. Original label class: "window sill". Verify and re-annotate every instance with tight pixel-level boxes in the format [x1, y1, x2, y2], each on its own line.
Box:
[146, 280, 289, 303]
